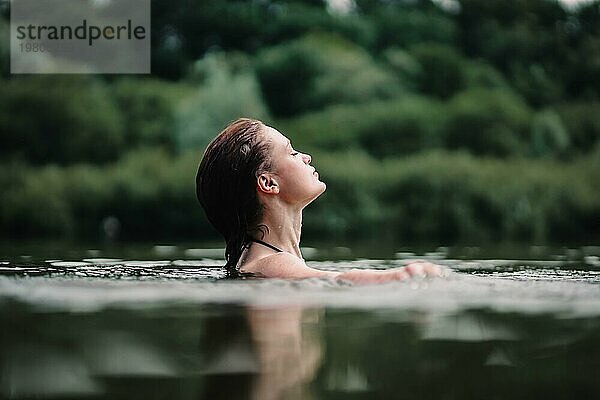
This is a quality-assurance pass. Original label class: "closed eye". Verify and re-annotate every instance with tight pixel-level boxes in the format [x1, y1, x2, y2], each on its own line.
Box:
[291, 152, 299, 156]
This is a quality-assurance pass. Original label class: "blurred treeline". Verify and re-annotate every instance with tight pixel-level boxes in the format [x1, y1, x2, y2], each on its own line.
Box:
[0, 0, 599, 244]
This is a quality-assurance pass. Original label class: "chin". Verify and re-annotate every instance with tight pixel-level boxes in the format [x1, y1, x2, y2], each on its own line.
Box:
[301, 183, 326, 208]
[318, 181, 327, 193]
[314, 181, 327, 199]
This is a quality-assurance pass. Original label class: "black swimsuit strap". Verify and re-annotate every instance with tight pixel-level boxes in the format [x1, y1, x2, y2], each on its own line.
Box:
[247, 238, 283, 253]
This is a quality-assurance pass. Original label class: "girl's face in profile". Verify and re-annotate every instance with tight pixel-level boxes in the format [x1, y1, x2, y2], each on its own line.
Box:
[264, 126, 326, 206]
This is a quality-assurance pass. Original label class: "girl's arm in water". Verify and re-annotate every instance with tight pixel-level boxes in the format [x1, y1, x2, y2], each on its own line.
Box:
[242, 252, 443, 284]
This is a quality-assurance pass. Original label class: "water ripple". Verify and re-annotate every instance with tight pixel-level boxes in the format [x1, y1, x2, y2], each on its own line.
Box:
[0, 258, 598, 317]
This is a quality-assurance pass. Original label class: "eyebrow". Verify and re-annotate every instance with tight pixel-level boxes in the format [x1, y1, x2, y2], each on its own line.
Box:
[285, 140, 291, 149]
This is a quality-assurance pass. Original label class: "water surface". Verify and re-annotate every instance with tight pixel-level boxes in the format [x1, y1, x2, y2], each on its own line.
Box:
[1, 245, 599, 399]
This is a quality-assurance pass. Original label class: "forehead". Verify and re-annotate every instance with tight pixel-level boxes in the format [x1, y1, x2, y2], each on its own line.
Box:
[264, 125, 290, 147]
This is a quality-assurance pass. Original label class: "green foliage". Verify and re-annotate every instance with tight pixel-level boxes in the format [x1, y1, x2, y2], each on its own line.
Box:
[175, 52, 270, 151]
[111, 78, 189, 151]
[455, 0, 589, 106]
[256, 33, 404, 117]
[510, 63, 563, 106]
[408, 43, 468, 99]
[269, 2, 377, 48]
[280, 96, 446, 157]
[457, 0, 567, 61]
[0, 149, 211, 240]
[281, 86, 594, 160]
[382, 47, 423, 90]
[3, 148, 597, 243]
[0, 164, 73, 237]
[304, 150, 384, 238]
[383, 45, 510, 94]
[254, 38, 320, 117]
[565, 29, 600, 100]
[444, 88, 533, 156]
[150, 0, 376, 79]
[557, 102, 600, 154]
[356, 97, 447, 157]
[3, 0, 600, 242]
[0, 145, 600, 243]
[0, 76, 125, 165]
[463, 60, 510, 90]
[97, 149, 208, 239]
[0, 76, 187, 165]
[309, 150, 600, 243]
[529, 109, 570, 157]
[370, 6, 458, 49]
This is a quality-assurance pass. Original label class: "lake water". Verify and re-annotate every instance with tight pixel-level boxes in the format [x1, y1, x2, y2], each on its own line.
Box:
[1, 244, 599, 399]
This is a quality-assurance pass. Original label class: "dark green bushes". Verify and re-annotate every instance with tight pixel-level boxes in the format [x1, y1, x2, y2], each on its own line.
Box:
[255, 33, 403, 117]
[279, 96, 446, 157]
[0, 76, 185, 165]
[1, 0, 599, 244]
[558, 102, 600, 154]
[307, 151, 600, 243]
[444, 88, 533, 156]
[2, 149, 598, 244]
[280, 89, 538, 158]
[0, 150, 210, 241]
[370, 6, 458, 50]
[0, 76, 125, 165]
[111, 78, 187, 151]
[529, 109, 570, 158]
[408, 43, 467, 99]
[150, 0, 377, 79]
[175, 52, 271, 151]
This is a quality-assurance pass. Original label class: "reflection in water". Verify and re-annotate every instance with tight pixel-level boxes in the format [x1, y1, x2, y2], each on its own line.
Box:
[247, 307, 322, 400]
[0, 302, 324, 400]
[1, 344, 101, 398]
[200, 305, 322, 400]
[0, 301, 599, 399]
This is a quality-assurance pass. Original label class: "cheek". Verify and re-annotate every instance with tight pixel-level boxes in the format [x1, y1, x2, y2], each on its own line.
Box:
[279, 163, 313, 194]
[279, 160, 303, 180]
[285, 167, 308, 190]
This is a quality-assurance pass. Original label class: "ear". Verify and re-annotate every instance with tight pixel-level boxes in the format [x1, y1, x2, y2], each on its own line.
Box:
[257, 173, 280, 195]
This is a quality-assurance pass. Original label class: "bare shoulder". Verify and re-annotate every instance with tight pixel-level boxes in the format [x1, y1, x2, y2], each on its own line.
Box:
[241, 252, 335, 279]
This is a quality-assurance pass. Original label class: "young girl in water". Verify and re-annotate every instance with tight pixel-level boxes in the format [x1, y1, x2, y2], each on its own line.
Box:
[196, 118, 442, 283]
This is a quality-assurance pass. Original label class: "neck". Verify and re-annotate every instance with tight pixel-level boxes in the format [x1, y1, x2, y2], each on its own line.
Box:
[253, 202, 303, 258]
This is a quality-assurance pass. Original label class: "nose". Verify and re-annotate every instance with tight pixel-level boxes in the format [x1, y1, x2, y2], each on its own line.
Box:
[302, 153, 311, 164]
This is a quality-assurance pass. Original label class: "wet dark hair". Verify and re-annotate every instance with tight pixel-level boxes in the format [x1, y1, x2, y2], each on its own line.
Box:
[196, 118, 272, 275]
